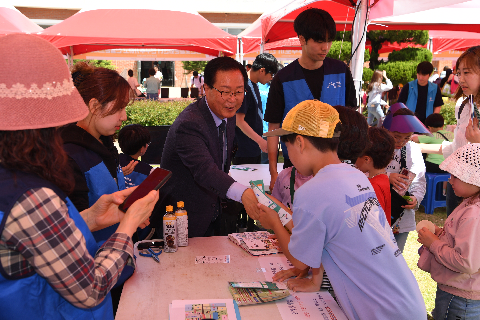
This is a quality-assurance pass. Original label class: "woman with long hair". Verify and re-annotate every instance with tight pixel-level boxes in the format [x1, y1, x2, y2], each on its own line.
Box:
[0, 34, 158, 319]
[366, 70, 393, 127]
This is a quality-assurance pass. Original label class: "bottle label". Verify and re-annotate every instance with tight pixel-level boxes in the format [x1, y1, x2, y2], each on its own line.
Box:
[177, 215, 188, 247]
[163, 219, 177, 252]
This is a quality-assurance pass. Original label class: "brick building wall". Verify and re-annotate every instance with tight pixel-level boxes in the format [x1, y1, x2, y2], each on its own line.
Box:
[199, 12, 260, 23]
[15, 7, 80, 20]
[112, 60, 137, 79]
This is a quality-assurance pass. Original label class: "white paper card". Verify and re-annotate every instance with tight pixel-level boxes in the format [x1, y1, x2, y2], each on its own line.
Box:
[195, 255, 230, 264]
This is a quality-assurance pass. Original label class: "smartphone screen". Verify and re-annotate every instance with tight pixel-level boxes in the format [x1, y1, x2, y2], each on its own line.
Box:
[118, 168, 172, 212]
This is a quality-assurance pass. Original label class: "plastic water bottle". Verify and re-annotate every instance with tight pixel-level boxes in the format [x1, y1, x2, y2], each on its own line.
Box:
[163, 205, 177, 253]
[175, 201, 188, 247]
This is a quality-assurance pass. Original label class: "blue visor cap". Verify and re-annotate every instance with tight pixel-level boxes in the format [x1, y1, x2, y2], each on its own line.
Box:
[383, 103, 432, 136]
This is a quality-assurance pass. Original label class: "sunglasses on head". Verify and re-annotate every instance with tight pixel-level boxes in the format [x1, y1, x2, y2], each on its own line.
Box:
[137, 241, 164, 250]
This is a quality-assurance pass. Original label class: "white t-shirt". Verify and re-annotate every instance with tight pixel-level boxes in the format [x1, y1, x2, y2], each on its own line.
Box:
[191, 75, 204, 89]
[288, 163, 426, 320]
[386, 141, 426, 233]
[154, 71, 163, 81]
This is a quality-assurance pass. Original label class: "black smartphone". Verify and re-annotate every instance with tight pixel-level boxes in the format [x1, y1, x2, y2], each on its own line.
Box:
[118, 167, 172, 212]
[137, 241, 164, 250]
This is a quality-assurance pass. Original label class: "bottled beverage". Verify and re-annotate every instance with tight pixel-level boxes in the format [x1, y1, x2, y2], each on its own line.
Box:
[175, 201, 188, 247]
[163, 205, 177, 252]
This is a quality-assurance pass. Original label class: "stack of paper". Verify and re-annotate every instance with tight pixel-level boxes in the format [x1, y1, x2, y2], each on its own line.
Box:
[228, 281, 290, 306]
[228, 231, 280, 256]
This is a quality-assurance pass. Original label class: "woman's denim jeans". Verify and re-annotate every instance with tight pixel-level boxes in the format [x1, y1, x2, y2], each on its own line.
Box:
[367, 103, 385, 127]
[433, 286, 480, 320]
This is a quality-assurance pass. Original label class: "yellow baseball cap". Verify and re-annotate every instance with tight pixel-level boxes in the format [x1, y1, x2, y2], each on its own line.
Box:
[264, 100, 341, 138]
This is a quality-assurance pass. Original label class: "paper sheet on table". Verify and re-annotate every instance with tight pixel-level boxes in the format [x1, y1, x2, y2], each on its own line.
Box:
[231, 165, 257, 171]
[258, 255, 295, 281]
[258, 256, 347, 320]
[170, 299, 240, 320]
[277, 291, 347, 320]
[195, 255, 230, 264]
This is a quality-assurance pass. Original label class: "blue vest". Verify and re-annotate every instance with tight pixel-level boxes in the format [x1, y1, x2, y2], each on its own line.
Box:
[64, 143, 126, 244]
[280, 58, 347, 160]
[0, 167, 113, 320]
[405, 79, 437, 118]
[119, 154, 152, 188]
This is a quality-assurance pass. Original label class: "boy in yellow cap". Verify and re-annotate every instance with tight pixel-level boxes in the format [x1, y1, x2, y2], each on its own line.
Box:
[259, 100, 426, 320]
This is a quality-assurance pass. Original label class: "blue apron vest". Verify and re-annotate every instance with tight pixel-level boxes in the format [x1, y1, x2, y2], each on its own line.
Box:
[63, 143, 126, 244]
[0, 167, 113, 320]
[405, 79, 437, 118]
[280, 59, 347, 160]
[63, 144, 133, 286]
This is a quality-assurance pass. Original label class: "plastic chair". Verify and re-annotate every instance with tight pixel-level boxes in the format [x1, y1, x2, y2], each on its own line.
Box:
[420, 173, 450, 214]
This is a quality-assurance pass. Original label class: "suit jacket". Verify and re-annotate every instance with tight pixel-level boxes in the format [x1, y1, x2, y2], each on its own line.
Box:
[153, 97, 236, 237]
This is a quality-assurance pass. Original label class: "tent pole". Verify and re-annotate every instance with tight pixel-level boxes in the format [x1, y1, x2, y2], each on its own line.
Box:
[260, 41, 265, 54]
[351, 0, 369, 112]
[236, 38, 240, 62]
[67, 46, 74, 68]
[239, 38, 244, 64]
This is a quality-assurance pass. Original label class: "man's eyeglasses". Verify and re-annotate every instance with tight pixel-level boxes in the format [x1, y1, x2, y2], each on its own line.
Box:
[211, 85, 245, 100]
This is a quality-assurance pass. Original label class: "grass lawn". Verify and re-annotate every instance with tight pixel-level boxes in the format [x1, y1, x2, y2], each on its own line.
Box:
[404, 206, 448, 319]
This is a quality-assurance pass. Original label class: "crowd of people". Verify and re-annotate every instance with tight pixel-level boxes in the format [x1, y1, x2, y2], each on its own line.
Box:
[2, 7, 480, 320]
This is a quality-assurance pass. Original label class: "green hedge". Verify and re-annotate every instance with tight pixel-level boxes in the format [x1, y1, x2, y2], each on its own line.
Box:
[440, 99, 456, 126]
[121, 99, 191, 128]
[378, 61, 418, 86]
[388, 47, 433, 63]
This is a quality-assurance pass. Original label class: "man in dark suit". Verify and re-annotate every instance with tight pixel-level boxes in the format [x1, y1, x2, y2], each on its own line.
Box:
[154, 57, 259, 237]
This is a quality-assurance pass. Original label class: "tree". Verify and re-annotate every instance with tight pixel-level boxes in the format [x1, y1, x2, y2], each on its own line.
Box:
[182, 61, 207, 73]
[182, 61, 208, 87]
[327, 41, 370, 63]
[367, 30, 429, 70]
[335, 30, 429, 70]
[71, 59, 116, 70]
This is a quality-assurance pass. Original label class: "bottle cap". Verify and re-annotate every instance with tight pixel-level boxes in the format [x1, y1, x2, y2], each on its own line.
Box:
[177, 201, 184, 207]
[166, 205, 173, 212]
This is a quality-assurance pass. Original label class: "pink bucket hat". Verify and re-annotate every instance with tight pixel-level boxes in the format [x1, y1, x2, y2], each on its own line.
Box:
[0, 34, 88, 130]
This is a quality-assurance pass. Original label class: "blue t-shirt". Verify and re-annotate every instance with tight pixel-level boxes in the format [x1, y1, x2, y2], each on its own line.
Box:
[289, 163, 426, 320]
[257, 82, 270, 134]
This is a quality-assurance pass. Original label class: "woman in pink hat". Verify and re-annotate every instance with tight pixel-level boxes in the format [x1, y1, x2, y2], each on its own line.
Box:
[0, 34, 158, 320]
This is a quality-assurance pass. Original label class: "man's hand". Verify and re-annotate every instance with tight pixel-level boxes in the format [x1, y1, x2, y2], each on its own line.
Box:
[242, 188, 259, 220]
[258, 138, 268, 153]
[402, 195, 417, 209]
[122, 160, 138, 176]
[417, 226, 439, 248]
[269, 171, 278, 193]
[466, 118, 480, 143]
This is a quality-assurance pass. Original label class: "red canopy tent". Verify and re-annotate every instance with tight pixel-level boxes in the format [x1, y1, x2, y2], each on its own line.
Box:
[38, 6, 237, 58]
[0, 5, 43, 35]
[430, 30, 480, 54]
[260, 0, 471, 45]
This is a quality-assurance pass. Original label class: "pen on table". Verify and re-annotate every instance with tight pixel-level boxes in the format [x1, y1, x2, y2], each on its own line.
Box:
[147, 248, 160, 263]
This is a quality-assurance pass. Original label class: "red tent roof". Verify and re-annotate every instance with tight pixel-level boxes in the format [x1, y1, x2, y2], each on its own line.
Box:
[260, 0, 471, 44]
[430, 30, 480, 54]
[38, 8, 236, 57]
[0, 6, 43, 35]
